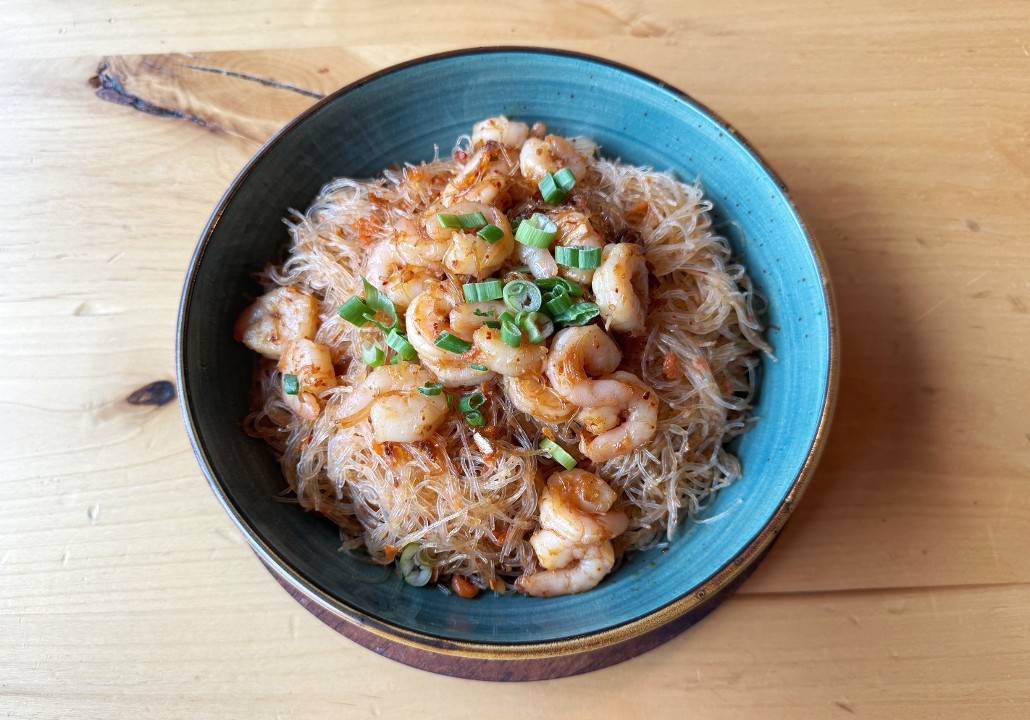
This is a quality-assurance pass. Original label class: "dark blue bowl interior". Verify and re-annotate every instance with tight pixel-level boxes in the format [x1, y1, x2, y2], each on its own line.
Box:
[180, 49, 832, 644]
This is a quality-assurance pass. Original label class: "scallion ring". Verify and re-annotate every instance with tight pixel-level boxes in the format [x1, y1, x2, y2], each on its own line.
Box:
[458, 392, 486, 413]
[554, 302, 601, 328]
[537, 172, 568, 205]
[502, 279, 542, 314]
[361, 276, 398, 331]
[398, 542, 433, 587]
[361, 344, 385, 367]
[436, 211, 488, 229]
[418, 382, 444, 396]
[282, 373, 300, 396]
[540, 438, 577, 470]
[499, 311, 522, 348]
[543, 286, 572, 317]
[555, 245, 603, 269]
[534, 276, 583, 297]
[514, 213, 557, 248]
[385, 328, 418, 360]
[433, 331, 473, 354]
[553, 166, 577, 192]
[476, 223, 505, 244]
[337, 296, 371, 327]
[464, 410, 485, 427]
[520, 311, 554, 344]
[462, 279, 504, 303]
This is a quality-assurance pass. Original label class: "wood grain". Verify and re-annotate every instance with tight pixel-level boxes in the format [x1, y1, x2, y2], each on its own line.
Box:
[2, 0, 1029, 716]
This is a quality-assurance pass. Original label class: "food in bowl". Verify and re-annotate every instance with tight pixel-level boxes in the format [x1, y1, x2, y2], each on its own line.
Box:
[233, 116, 770, 598]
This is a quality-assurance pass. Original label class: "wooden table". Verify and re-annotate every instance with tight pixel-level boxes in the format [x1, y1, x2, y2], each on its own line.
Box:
[3, 2, 1028, 717]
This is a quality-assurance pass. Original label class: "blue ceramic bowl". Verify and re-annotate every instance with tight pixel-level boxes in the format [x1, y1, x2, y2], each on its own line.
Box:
[178, 48, 837, 678]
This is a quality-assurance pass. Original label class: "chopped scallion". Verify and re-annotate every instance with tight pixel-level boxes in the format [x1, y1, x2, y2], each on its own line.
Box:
[418, 382, 444, 396]
[282, 373, 300, 396]
[502, 279, 542, 314]
[362, 276, 398, 331]
[553, 166, 577, 192]
[476, 223, 505, 244]
[464, 410, 485, 427]
[458, 392, 486, 413]
[500, 312, 522, 347]
[540, 438, 577, 470]
[514, 213, 557, 248]
[534, 276, 583, 297]
[543, 286, 573, 317]
[537, 172, 567, 205]
[337, 296, 371, 326]
[361, 344, 385, 367]
[385, 328, 418, 360]
[433, 331, 473, 354]
[472, 308, 496, 318]
[520, 311, 554, 344]
[554, 302, 601, 328]
[398, 542, 432, 587]
[470, 363, 487, 371]
[436, 211, 488, 229]
[555, 245, 602, 269]
[462, 279, 504, 303]
[483, 320, 501, 329]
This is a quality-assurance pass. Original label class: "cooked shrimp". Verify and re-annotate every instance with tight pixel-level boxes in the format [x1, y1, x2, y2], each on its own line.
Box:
[472, 326, 545, 377]
[592, 243, 649, 335]
[519, 135, 588, 184]
[472, 116, 530, 149]
[234, 286, 318, 359]
[449, 300, 506, 337]
[503, 373, 576, 424]
[552, 210, 606, 284]
[424, 201, 515, 278]
[334, 362, 448, 442]
[576, 405, 621, 435]
[517, 470, 628, 596]
[545, 326, 634, 407]
[579, 371, 659, 462]
[278, 338, 337, 420]
[365, 239, 441, 311]
[442, 144, 518, 206]
[405, 282, 495, 387]
[514, 242, 558, 279]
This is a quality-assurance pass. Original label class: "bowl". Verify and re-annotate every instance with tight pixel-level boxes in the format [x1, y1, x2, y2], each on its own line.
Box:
[177, 47, 838, 680]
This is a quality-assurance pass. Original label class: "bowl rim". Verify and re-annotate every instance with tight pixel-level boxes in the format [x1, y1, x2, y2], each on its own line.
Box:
[177, 45, 839, 661]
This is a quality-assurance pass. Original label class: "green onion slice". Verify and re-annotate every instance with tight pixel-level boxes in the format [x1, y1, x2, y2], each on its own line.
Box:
[337, 296, 371, 327]
[282, 373, 300, 396]
[361, 276, 398, 331]
[555, 245, 602, 269]
[436, 211, 488, 229]
[458, 392, 486, 413]
[554, 302, 601, 328]
[520, 312, 554, 344]
[502, 279, 542, 314]
[499, 311, 522, 348]
[540, 438, 577, 470]
[483, 320, 501, 329]
[472, 307, 496, 318]
[433, 331, 473, 354]
[398, 542, 433, 587]
[470, 363, 487, 371]
[544, 286, 573, 317]
[476, 224, 505, 244]
[361, 344, 385, 367]
[514, 213, 558, 248]
[462, 279, 504, 303]
[385, 328, 418, 360]
[537, 172, 567, 205]
[534, 276, 583, 297]
[464, 410, 485, 427]
[418, 382, 444, 396]
[553, 166, 577, 192]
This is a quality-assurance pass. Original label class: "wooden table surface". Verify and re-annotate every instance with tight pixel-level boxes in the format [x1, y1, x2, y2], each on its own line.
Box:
[2, 1, 1029, 717]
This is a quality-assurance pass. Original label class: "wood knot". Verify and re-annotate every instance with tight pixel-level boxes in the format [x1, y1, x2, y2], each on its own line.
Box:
[127, 380, 176, 406]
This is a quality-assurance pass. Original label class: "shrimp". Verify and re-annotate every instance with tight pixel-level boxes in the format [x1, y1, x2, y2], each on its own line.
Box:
[405, 282, 495, 387]
[591, 243, 649, 335]
[503, 373, 576, 424]
[516, 470, 628, 597]
[333, 362, 448, 442]
[545, 326, 634, 407]
[442, 143, 519, 206]
[578, 371, 659, 462]
[448, 300, 506, 338]
[472, 116, 530, 149]
[519, 134, 588, 184]
[277, 338, 337, 421]
[364, 239, 442, 311]
[234, 286, 318, 359]
[552, 210, 606, 284]
[424, 201, 515, 278]
[472, 325, 546, 377]
[513, 242, 558, 279]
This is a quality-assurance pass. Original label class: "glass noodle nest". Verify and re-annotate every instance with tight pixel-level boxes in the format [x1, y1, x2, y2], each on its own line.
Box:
[242, 120, 770, 596]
